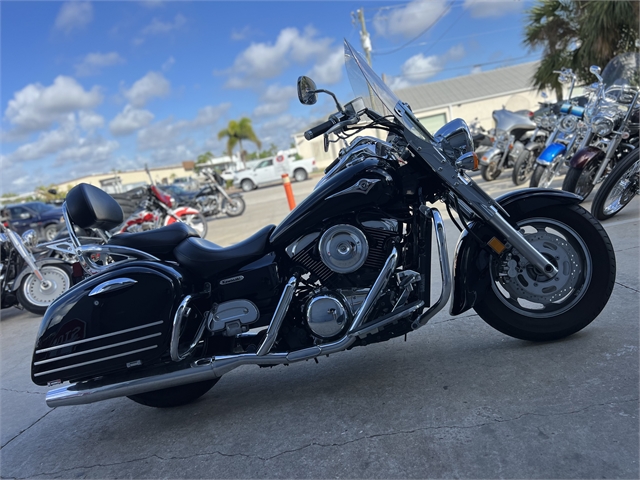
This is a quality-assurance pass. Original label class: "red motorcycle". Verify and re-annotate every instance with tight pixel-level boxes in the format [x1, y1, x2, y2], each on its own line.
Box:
[116, 185, 208, 238]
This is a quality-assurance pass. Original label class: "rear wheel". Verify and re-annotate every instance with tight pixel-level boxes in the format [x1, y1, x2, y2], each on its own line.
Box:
[481, 162, 502, 181]
[17, 264, 73, 315]
[591, 150, 639, 221]
[128, 379, 219, 408]
[293, 168, 308, 182]
[43, 224, 59, 242]
[178, 212, 208, 238]
[474, 205, 615, 341]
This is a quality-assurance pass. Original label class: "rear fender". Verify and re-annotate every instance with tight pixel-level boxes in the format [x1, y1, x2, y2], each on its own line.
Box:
[449, 189, 583, 316]
[568, 146, 605, 170]
[536, 143, 566, 166]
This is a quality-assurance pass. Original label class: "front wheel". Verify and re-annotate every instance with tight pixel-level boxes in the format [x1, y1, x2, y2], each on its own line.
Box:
[591, 150, 640, 221]
[16, 264, 73, 315]
[562, 162, 600, 200]
[178, 212, 208, 238]
[128, 379, 219, 408]
[480, 162, 502, 181]
[530, 163, 557, 188]
[223, 196, 245, 217]
[511, 149, 538, 186]
[473, 205, 615, 341]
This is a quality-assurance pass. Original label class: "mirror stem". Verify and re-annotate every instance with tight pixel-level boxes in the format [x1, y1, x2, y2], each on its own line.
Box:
[314, 89, 344, 113]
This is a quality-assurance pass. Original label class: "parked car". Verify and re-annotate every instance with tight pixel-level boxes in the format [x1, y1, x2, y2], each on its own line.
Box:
[233, 154, 317, 191]
[1, 202, 64, 242]
[172, 177, 200, 191]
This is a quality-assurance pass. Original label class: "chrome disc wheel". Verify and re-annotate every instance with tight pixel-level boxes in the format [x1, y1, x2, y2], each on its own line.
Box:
[490, 218, 591, 318]
[21, 265, 71, 308]
[181, 213, 207, 237]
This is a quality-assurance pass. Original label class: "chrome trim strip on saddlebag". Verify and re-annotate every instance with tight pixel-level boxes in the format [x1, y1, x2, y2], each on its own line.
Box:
[89, 278, 138, 297]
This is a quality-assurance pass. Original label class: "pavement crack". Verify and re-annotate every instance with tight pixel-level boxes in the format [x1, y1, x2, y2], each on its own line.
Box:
[0, 387, 45, 396]
[1, 408, 55, 450]
[615, 281, 640, 293]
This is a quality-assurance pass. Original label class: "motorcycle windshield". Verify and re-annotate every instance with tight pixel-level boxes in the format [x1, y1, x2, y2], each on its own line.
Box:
[344, 40, 433, 141]
[601, 53, 640, 88]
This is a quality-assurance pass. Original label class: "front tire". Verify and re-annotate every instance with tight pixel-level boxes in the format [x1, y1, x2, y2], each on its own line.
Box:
[223, 196, 245, 217]
[591, 149, 639, 221]
[512, 148, 538, 186]
[128, 379, 219, 408]
[530, 163, 556, 188]
[16, 264, 73, 315]
[473, 205, 615, 342]
[562, 162, 600, 201]
[481, 162, 502, 181]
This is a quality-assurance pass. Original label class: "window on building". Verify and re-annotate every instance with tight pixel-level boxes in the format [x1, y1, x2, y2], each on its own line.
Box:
[418, 113, 447, 133]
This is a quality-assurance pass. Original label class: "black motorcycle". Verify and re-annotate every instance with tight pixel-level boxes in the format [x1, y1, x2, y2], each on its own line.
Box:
[192, 169, 246, 218]
[1, 224, 74, 315]
[32, 41, 616, 409]
[591, 148, 639, 220]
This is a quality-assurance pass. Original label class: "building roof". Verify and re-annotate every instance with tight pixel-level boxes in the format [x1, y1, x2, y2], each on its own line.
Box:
[395, 61, 540, 113]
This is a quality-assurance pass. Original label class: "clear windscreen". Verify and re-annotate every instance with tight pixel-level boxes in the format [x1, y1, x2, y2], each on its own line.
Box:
[344, 40, 431, 141]
[601, 53, 640, 88]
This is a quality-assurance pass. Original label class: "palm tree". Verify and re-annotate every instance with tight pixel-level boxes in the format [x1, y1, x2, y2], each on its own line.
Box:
[217, 118, 261, 168]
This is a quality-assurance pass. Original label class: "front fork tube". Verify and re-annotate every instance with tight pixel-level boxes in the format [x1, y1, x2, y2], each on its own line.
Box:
[453, 179, 558, 279]
[593, 136, 621, 185]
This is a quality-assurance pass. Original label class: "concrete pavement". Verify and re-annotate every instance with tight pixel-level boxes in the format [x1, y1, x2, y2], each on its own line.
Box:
[1, 174, 638, 479]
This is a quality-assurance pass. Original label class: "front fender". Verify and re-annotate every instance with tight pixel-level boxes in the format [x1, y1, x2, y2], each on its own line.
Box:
[11, 258, 68, 292]
[479, 147, 502, 166]
[449, 189, 583, 316]
[164, 207, 201, 225]
[536, 142, 566, 166]
[568, 146, 605, 170]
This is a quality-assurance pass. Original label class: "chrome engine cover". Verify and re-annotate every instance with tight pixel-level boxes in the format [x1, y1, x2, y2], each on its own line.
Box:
[207, 299, 259, 336]
[318, 224, 369, 274]
[306, 293, 350, 339]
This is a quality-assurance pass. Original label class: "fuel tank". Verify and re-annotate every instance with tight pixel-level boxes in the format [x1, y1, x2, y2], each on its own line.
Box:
[270, 158, 396, 248]
[31, 262, 188, 386]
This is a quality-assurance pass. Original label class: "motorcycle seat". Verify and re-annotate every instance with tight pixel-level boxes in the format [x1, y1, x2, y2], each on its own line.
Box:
[173, 225, 275, 277]
[107, 222, 199, 259]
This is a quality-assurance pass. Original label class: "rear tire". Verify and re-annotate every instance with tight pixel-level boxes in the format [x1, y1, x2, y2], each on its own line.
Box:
[223, 196, 246, 217]
[241, 179, 255, 192]
[481, 163, 502, 181]
[128, 379, 219, 408]
[591, 149, 639, 221]
[473, 204, 615, 342]
[293, 168, 308, 182]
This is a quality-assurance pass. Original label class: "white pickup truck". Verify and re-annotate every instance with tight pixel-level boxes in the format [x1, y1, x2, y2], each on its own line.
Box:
[233, 153, 317, 192]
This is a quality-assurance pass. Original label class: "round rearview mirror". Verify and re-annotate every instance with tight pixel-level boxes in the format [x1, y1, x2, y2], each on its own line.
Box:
[297, 76, 318, 105]
[590, 65, 601, 76]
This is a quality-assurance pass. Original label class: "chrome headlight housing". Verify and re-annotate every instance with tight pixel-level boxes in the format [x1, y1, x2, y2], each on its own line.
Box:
[559, 115, 578, 134]
[591, 115, 614, 136]
[21, 229, 38, 249]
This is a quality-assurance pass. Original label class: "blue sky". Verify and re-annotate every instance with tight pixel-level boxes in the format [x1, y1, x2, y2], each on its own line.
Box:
[1, 0, 540, 194]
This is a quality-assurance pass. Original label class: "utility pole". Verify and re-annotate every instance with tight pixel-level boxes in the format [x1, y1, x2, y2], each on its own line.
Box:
[356, 8, 372, 66]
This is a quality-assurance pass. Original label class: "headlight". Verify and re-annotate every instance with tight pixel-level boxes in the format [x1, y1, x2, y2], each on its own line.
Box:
[591, 115, 614, 136]
[559, 115, 578, 133]
[21, 229, 38, 249]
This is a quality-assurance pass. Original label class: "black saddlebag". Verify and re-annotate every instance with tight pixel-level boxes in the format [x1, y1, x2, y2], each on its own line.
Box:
[31, 263, 187, 386]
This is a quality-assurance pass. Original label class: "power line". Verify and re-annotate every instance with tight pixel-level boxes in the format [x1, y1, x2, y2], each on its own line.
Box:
[372, 0, 455, 56]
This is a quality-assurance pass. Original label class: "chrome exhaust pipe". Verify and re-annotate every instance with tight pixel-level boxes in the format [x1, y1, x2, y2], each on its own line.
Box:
[46, 247, 401, 407]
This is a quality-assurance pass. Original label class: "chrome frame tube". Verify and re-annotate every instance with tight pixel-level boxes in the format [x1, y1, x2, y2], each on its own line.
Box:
[413, 208, 452, 328]
[256, 276, 298, 355]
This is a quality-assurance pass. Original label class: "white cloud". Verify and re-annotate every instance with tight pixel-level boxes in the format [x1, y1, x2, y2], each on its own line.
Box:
[55, 136, 120, 166]
[109, 105, 154, 136]
[141, 14, 186, 35]
[123, 71, 170, 107]
[224, 26, 334, 87]
[162, 56, 175, 72]
[463, 0, 523, 18]
[191, 104, 231, 127]
[307, 48, 344, 85]
[253, 84, 296, 118]
[373, 0, 449, 39]
[54, 2, 93, 34]
[75, 52, 125, 77]
[257, 113, 306, 147]
[389, 44, 466, 90]
[78, 110, 105, 131]
[231, 26, 253, 41]
[4, 122, 77, 163]
[137, 118, 186, 150]
[4, 76, 103, 134]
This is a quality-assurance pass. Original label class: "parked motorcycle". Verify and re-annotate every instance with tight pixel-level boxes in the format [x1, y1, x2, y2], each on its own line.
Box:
[32, 41, 616, 410]
[530, 69, 587, 188]
[478, 105, 538, 182]
[562, 53, 640, 200]
[1, 224, 74, 315]
[115, 184, 209, 238]
[591, 148, 639, 220]
[510, 105, 554, 185]
[468, 118, 492, 157]
[192, 169, 246, 218]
